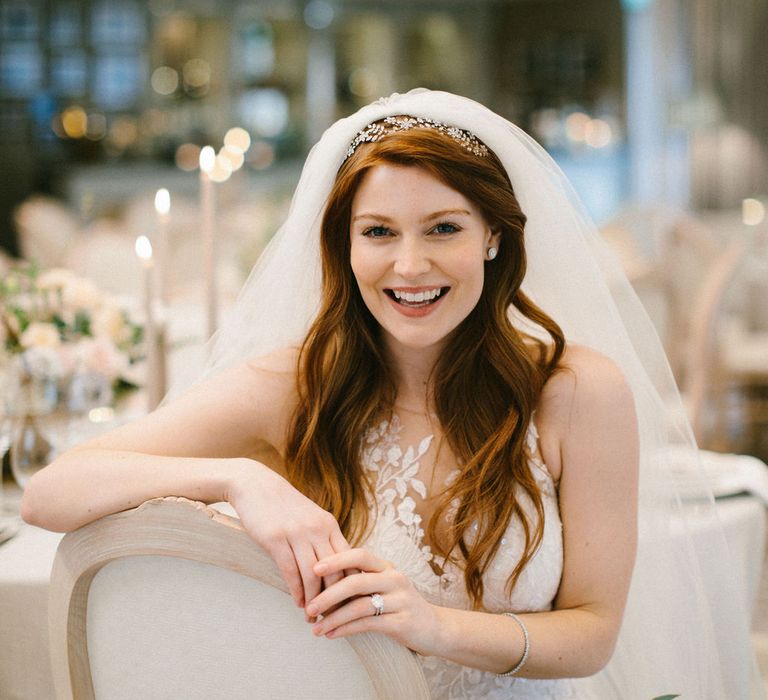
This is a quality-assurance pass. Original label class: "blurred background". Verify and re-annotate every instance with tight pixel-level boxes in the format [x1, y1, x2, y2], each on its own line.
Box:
[1, 0, 768, 689]
[0, 0, 766, 461]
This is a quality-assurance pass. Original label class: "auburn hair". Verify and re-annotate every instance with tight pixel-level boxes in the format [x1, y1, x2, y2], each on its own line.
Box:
[284, 123, 565, 608]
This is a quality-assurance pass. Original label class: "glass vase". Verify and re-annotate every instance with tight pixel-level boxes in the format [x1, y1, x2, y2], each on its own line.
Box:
[9, 414, 55, 489]
[5, 356, 59, 489]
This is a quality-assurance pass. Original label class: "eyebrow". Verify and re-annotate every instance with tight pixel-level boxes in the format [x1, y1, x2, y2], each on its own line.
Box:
[351, 209, 472, 224]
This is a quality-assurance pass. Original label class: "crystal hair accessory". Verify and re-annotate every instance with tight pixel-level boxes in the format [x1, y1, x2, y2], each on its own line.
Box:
[344, 115, 489, 160]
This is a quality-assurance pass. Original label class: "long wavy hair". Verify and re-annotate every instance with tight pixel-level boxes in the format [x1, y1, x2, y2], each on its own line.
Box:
[284, 122, 565, 608]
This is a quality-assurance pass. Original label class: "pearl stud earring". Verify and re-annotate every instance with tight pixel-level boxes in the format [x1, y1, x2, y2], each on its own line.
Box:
[487, 247, 498, 260]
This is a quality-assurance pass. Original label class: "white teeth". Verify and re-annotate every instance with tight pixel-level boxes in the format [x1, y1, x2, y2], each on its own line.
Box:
[392, 288, 443, 303]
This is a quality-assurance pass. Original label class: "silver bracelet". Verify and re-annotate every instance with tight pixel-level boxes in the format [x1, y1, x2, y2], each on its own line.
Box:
[497, 612, 530, 677]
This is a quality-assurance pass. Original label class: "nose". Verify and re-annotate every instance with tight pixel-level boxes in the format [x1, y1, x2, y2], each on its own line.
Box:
[393, 236, 431, 279]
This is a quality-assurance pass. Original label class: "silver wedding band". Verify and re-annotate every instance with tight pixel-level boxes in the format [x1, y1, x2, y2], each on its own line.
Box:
[370, 593, 384, 616]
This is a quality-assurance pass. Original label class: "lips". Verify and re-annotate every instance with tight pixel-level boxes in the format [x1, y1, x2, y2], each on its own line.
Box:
[384, 286, 450, 316]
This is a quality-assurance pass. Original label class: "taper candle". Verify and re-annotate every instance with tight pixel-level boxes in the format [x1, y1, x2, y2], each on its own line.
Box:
[135, 235, 161, 411]
[199, 146, 217, 339]
[154, 188, 171, 308]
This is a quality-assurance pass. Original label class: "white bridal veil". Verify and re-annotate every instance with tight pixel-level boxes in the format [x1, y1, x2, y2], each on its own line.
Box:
[203, 89, 763, 698]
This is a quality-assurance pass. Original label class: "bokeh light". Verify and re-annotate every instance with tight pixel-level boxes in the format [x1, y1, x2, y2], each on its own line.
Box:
[348, 67, 379, 98]
[585, 119, 613, 148]
[304, 0, 334, 29]
[151, 66, 179, 95]
[247, 140, 275, 170]
[199, 145, 216, 173]
[183, 58, 211, 89]
[61, 106, 87, 138]
[175, 143, 202, 171]
[223, 127, 251, 153]
[219, 145, 245, 171]
[155, 188, 171, 215]
[209, 154, 233, 183]
[109, 117, 139, 150]
[135, 235, 153, 260]
[742, 198, 766, 226]
[85, 112, 107, 140]
[565, 112, 590, 143]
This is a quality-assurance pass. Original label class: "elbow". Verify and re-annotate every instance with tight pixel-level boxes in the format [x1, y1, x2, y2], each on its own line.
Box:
[577, 647, 615, 678]
[20, 466, 72, 532]
[572, 629, 619, 678]
[20, 471, 47, 528]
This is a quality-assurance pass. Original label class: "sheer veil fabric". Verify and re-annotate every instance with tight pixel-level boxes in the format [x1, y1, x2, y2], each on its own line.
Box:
[200, 89, 763, 698]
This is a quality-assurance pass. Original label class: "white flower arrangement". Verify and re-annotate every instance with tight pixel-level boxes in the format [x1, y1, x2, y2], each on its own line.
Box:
[1, 264, 144, 404]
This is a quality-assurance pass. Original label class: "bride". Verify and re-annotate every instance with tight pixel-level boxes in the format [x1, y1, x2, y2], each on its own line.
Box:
[22, 90, 761, 698]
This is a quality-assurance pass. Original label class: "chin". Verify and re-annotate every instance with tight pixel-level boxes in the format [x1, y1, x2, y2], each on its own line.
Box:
[381, 327, 451, 354]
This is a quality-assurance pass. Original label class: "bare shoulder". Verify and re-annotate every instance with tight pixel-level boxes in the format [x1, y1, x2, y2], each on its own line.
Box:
[245, 345, 300, 376]
[226, 346, 301, 442]
[195, 346, 299, 413]
[540, 344, 633, 414]
[535, 345, 636, 480]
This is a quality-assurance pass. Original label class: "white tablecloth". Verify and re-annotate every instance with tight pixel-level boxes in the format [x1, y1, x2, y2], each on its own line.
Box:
[0, 517, 64, 700]
[0, 495, 764, 700]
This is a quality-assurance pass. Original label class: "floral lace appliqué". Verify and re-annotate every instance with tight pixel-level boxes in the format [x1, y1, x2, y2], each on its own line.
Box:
[362, 414, 434, 563]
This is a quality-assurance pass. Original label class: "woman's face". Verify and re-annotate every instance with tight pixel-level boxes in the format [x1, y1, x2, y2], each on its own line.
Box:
[349, 163, 499, 355]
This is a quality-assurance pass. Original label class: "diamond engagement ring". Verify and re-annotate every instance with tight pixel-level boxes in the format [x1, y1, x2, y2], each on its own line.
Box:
[370, 593, 385, 616]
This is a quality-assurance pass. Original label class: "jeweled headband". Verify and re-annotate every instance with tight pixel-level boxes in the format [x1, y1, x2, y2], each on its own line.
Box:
[344, 115, 489, 160]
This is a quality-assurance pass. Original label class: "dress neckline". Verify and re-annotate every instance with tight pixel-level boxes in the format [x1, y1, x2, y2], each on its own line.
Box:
[362, 414, 555, 567]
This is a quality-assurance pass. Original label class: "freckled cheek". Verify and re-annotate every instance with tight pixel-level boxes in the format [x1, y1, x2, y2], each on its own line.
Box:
[350, 251, 384, 303]
[454, 257, 487, 296]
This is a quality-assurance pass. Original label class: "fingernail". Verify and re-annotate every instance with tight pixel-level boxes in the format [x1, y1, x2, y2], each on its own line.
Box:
[312, 624, 323, 635]
[314, 563, 327, 574]
[306, 604, 317, 617]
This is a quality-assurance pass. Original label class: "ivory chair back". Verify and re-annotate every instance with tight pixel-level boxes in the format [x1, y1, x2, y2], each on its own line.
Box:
[600, 208, 723, 383]
[49, 497, 430, 700]
[680, 241, 746, 448]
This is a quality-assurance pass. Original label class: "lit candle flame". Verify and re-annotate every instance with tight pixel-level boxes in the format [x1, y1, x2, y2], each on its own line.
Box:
[199, 145, 215, 173]
[135, 235, 153, 261]
[154, 188, 170, 215]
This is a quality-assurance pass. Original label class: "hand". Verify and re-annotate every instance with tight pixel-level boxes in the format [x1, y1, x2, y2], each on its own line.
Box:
[305, 548, 441, 656]
[227, 461, 349, 611]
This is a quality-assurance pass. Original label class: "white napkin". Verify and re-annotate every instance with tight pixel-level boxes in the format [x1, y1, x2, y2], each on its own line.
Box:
[666, 447, 768, 503]
[698, 450, 768, 503]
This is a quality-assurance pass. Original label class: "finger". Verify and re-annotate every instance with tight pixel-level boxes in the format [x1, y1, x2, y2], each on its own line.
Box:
[268, 540, 305, 607]
[328, 526, 355, 576]
[312, 593, 387, 637]
[291, 540, 322, 611]
[330, 528, 351, 553]
[322, 613, 386, 640]
[314, 548, 387, 578]
[306, 570, 384, 618]
[313, 539, 344, 591]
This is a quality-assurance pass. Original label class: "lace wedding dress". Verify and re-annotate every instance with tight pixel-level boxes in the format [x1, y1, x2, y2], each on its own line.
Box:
[362, 414, 584, 699]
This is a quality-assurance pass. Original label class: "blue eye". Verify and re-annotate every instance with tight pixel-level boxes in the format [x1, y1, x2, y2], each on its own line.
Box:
[362, 225, 391, 238]
[433, 222, 459, 234]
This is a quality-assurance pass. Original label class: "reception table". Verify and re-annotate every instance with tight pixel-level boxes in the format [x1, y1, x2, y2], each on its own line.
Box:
[0, 492, 765, 700]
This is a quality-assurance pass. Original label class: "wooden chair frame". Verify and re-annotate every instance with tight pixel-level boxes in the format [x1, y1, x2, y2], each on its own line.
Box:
[49, 497, 430, 700]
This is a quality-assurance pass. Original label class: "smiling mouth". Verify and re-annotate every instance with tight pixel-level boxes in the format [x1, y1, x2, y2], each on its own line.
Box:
[384, 287, 449, 308]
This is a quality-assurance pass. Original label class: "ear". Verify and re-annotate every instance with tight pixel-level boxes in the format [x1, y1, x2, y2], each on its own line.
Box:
[485, 228, 501, 250]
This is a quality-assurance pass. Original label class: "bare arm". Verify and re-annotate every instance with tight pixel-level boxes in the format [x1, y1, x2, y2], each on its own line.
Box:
[21, 358, 291, 532]
[306, 346, 639, 678]
[21, 352, 350, 607]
